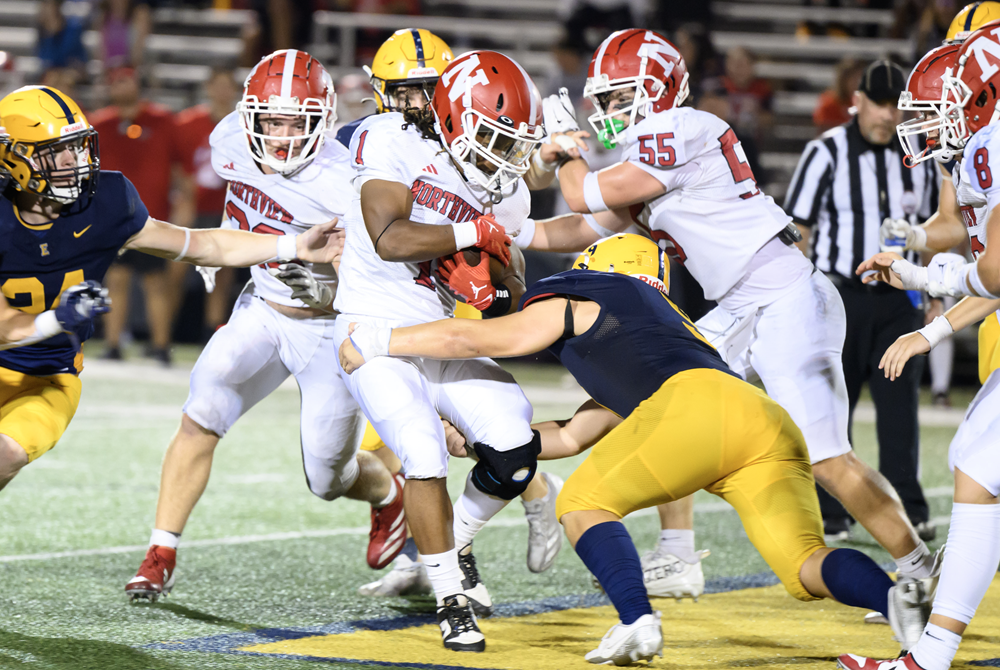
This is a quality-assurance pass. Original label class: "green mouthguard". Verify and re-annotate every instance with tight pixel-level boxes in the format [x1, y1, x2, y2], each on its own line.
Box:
[597, 118, 626, 150]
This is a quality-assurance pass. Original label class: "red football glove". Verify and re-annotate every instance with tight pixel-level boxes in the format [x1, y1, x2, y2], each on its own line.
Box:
[471, 213, 511, 267]
[438, 251, 496, 311]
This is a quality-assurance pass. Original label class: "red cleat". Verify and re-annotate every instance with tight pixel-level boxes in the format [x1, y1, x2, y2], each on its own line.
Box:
[125, 545, 176, 602]
[838, 653, 926, 670]
[368, 473, 407, 569]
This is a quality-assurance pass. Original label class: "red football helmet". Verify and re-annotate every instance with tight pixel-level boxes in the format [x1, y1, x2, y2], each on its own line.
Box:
[237, 49, 336, 174]
[584, 29, 689, 149]
[941, 20, 1000, 151]
[897, 44, 961, 164]
[431, 50, 543, 200]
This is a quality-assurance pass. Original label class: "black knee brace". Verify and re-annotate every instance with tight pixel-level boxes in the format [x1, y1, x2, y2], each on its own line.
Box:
[470, 430, 542, 500]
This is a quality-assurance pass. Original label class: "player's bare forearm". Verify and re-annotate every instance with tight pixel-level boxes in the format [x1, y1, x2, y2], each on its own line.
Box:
[533, 400, 621, 460]
[360, 179, 461, 262]
[0, 305, 47, 347]
[944, 296, 1000, 332]
[530, 213, 607, 252]
[920, 212, 966, 251]
[560, 159, 666, 213]
[795, 224, 811, 256]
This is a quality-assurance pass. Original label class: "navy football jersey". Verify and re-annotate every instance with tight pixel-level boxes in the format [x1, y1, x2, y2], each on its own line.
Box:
[520, 270, 735, 418]
[335, 116, 371, 149]
[0, 171, 148, 375]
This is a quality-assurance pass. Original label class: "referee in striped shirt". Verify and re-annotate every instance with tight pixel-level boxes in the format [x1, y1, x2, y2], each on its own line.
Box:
[784, 60, 938, 542]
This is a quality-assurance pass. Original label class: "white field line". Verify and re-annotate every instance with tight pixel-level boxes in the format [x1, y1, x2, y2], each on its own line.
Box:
[0, 487, 958, 564]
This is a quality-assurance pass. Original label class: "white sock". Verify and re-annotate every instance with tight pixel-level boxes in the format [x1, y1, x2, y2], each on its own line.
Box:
[374, 475, 398, 509]
[150, 529, 180, 550]
[930, 503, 1000, 623]
[895, 541, 933, 579]
[419, 549, 464, 605]
[658, 529, 699, 563]
[453, 473, 508, 549]
[910, 623, 962, 670]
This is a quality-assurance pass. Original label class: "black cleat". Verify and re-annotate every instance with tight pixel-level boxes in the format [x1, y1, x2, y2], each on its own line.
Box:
[457, 543, 493, 617]
[437, 594, 485, 652]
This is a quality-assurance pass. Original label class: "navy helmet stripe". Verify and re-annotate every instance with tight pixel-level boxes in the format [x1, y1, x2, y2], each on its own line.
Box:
[39, 87, 74, 124]
[410, 29, 425, 68]
[966, 2, 983, 31]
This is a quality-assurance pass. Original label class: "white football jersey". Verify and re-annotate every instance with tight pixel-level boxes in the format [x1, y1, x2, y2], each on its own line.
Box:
[954, 123, 1000, 259]
[621, 107, 791, 300]
[334, 113, 531, 324]
[210, 112, 354, 307]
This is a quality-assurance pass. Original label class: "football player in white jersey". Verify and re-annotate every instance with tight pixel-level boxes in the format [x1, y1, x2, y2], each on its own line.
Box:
[517, 28, 939, 614]
[336, 51, 545, 652]
[125, 50, 403, 601]
[840, 22, 1000, 670]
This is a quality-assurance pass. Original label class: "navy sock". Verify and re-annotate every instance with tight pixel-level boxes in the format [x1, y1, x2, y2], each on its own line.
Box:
[820, 548, 893, 617]
[400, 537, 418, 561]
[575, 521, 652, 625]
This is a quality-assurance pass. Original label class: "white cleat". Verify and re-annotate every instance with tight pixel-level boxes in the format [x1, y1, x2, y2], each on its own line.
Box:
[522, 472, 564, 574]
[358, 557, 432, 597]
[641, 548, 709, 600]
[888, 579, 932, 652]
[585, 611, 664, 666]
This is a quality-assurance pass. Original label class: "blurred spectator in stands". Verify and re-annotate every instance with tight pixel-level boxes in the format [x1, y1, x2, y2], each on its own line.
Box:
[545, 36, 590, 105]
[99, 0, 152, 69]
[37, 0, 89, 76]
[813, 57, 865, 134]
[674, 23, 722, 98]
[893, 0, 960, 54]
[174, 67, 239, 339]
[656, 0, 713, 33]
[240, 0, 312, 66]
[561, 0, 647, 52]
[40, 67, 82, 108]
[700, 46, 772, 170]
[90, 66, 183, 365]
[335, 72, 375, 127]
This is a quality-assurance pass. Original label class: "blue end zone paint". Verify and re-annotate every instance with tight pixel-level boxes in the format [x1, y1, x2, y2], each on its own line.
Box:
[143, 572, 780, 662]
[972, 660, 1000, 667]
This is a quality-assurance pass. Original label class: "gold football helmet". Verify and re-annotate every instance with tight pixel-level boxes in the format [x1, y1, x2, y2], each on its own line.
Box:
[0, 86, 99, 204]
[946, 2, 1000, 43]
[364, 29, 454, 113]
[573, 234, 670, 294]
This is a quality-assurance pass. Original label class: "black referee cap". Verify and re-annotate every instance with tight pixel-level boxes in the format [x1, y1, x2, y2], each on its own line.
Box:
[858, 60, 907, 105]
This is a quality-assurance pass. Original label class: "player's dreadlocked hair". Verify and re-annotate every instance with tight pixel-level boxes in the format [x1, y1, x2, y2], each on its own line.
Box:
[401, 107, 438, 141]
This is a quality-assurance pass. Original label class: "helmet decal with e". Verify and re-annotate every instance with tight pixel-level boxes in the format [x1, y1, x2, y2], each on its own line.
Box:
[572, 233, 670, 295]
[365, 29, 454, 113]
[897, 44, 962, 165]
[237, 49, 336, 175]
[0, 85, 99, 206]
[585, 29, 689, 150]
[431, 51, 544, 202]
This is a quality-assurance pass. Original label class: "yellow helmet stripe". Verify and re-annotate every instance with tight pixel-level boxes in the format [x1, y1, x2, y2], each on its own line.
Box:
[966, 2, 984, 31]
[411, 28, 426, 67]
[39, 86, 74, 124]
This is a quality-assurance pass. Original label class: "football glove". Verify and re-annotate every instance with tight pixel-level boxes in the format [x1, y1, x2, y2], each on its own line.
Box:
[196, 266, 220, 293]
[879, 218, 928, 252]
[269, 263, 334, 309]
[542, 87, 581, 152]
[471, 213, 512, 267]
[439, 251, 496, 311]
[54, 280, 111, 332]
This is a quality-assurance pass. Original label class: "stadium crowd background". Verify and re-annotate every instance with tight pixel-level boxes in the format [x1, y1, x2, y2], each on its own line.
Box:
[0, 0, 975, 387]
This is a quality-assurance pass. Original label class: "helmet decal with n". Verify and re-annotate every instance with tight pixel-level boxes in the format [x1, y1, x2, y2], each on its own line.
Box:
[431, 51, 544, 201]
[238, 49, 336, 175]
[0, 86, 99, 206]
[940, 21, 1000, 151]
[585, 29, 689, 150]
[365, 29, 453, 113]
[573, 233, 670, 295]
[897, 44, 961, 164]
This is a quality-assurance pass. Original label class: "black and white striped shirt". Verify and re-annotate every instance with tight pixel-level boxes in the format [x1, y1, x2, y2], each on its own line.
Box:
[784, 117, 939, 282]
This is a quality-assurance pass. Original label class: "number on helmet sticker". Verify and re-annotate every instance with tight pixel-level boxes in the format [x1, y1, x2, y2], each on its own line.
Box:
[975, 147, 993, 189]
[718, 128, 760, 199]
[637, 133, 676, 167]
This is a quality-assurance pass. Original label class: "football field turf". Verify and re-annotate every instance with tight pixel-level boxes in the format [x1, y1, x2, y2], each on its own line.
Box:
[0, 351, 996, 670]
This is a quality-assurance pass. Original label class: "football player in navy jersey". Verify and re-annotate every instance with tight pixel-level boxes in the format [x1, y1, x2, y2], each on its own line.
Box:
[0, 85, 343, 494]
[340, 234, 919, 665]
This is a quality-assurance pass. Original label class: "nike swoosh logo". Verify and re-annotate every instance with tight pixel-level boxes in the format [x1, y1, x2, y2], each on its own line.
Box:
[73, 225, 92, 238]
[424, 563, 441, 568]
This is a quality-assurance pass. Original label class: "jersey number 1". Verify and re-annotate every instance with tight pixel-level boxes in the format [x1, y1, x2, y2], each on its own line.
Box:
[718, 128, 760, 199]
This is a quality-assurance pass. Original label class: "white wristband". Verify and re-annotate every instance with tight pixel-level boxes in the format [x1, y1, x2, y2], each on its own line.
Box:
[917, 315, 954, 349]
[452, 221, 478, 250]
[969, 260, 1000, 299]
[276, 234, 298, 262]
[532, 149, 556, 173]
[174, 228, 191, 261]
[514, 218, 536, 249]
[34, 310, 62, 337]
[582, 171, 609, 213]
[583, 213, 618, 238]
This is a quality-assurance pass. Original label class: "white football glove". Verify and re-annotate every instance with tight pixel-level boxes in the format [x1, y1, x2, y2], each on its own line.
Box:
[879, 218, 929, 253]
[196, 266, 220, 293]
[347, 323, 392, 362]
[542, 87, 581, 152]
[269, 263, 333, 309]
